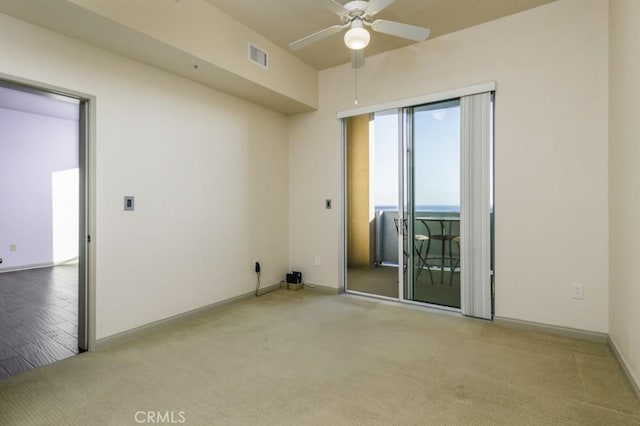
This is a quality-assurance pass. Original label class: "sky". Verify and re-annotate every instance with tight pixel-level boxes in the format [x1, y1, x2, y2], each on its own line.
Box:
[373, 101, 461, 209]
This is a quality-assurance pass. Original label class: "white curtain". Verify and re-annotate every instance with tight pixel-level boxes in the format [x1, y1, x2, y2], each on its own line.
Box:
[460, 92, 492, 319]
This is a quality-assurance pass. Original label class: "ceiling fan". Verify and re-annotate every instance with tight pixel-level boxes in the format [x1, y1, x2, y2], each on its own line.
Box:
[289, 0, 430, 69]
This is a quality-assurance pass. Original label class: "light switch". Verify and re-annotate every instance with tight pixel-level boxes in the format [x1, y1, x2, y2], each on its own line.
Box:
[124, 196, 135, 211]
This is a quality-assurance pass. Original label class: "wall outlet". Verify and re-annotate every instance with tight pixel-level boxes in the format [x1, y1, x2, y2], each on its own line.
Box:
[9, 244, 16, 252]
[314, 256, 321, 266]
[571, 283, 584, 300]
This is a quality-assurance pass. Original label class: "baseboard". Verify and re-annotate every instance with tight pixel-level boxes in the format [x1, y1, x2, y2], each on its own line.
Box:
[304, 283, 344, 294]
[493, 316, 608, 344]
[0, 262, 54, 273]
[256, 283, 280, 297]
[95, 283, 281, 350]
[609, 336, 640, 400]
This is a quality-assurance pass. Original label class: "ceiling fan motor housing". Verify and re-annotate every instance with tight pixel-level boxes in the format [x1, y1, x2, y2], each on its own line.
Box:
[342, 1, 369, 22]
[344, 1, 369, 13]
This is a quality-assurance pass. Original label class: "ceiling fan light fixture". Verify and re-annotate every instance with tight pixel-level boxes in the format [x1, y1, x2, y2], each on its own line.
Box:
[344, 26, 370, 50]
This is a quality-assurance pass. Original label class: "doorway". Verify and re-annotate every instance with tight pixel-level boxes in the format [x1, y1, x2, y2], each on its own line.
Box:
[0, 79, 89, 378]
[345, 110, 400, 299]
[343, 86, 494, 318]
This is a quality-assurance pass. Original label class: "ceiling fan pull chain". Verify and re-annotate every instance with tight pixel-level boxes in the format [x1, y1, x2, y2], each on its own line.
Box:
[354, 65, 358, 105]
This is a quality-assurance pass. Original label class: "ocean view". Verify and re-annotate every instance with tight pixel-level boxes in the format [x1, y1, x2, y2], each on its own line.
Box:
[375, 205, 461, 213]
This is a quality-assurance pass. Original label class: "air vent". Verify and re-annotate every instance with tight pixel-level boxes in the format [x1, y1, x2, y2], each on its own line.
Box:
[249, 44, 268, 68]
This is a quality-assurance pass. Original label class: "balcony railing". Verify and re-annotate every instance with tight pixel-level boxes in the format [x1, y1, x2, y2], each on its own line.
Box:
[374, 207, 461, 266]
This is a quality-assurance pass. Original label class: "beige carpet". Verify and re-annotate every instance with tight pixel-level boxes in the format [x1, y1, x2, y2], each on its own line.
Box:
[0, 290, 638, 425]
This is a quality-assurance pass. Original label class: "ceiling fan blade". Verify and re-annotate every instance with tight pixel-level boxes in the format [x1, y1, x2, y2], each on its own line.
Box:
[289, 24, 346, 50]
[351, 49, 365, 69]
[366, 0, 395, 16]
[325, 0, 348, 16]
[371, 19, 430, 42]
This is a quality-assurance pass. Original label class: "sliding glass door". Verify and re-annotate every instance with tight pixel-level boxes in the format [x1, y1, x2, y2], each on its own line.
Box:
[404, 100, 462, 308]
[344, 88, 493, 318]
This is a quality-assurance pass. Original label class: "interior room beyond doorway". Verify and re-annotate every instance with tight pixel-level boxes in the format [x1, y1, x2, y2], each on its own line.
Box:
[0, 82, 82, 378]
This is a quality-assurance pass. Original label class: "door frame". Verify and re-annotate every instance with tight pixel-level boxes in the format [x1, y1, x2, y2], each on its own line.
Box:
[340, 82, 495, 312]
[0, 73, 96, 351]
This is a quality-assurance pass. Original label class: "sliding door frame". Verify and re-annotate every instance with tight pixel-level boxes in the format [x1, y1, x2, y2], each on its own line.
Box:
[397, 109, 406, 303]
[340, 82, 495, 313]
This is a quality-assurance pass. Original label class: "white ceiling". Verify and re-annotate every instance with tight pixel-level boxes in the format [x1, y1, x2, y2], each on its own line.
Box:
[204, 0, 557, 70]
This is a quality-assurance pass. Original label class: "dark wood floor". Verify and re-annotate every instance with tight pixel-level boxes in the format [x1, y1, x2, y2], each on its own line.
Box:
[0, 265, 78, 379]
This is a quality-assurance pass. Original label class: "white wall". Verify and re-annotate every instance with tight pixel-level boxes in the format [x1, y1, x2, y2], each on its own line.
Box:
[0, 12, 290, 339]
[0, 106, 78, 270]
[609, 0, 640, 391]
[289, 0, 610, 332]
